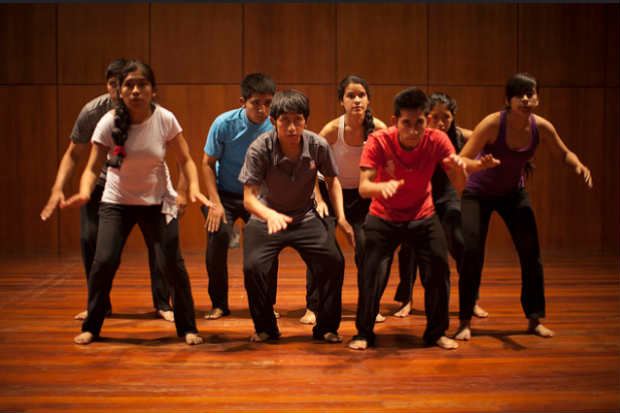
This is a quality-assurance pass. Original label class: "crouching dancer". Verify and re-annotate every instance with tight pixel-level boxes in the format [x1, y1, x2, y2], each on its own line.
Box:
[239, 89, 354, 343]
[349, 87, 498, 351]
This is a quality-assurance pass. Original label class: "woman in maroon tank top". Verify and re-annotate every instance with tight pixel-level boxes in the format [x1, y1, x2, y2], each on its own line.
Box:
[454, 73, 592, 342]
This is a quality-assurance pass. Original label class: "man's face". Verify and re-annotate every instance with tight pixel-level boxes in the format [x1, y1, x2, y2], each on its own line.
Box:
[243, 93, 273, 125]
[106, 76, 120, 103]
[393, 108, 427, 150]
[273, 112, 306, 146]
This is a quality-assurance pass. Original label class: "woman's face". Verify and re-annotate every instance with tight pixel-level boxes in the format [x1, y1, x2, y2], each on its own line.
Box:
[341, 82, 369, 116]
[508, 88, 539, 116]
[120, 70, 154, 114]
[427, 104, 454, 132]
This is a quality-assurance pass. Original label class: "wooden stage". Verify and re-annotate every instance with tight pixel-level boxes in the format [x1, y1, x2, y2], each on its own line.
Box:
[0, 248, 618, 412]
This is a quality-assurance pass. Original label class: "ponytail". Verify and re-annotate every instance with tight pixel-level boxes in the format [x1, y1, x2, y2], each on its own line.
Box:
[363, 108, 375, 140]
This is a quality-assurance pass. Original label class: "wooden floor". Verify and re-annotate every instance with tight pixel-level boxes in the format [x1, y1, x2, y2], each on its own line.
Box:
[0, 248, 618, 412]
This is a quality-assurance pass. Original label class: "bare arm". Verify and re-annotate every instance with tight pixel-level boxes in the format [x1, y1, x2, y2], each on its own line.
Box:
[175, 165, 188, 217]
[243, 184, 292, 234]
[538, 117, 592, 188]
[458, 113, 501, 173]
[324, 176, 354, 247]
[457, 126, 473, 140]
[358, 167, 404, 200]
[61, 143, 107, 209]
[169, 132, 213, 208]
[201, 153, 228, 232]
[41, 142, 90, 220]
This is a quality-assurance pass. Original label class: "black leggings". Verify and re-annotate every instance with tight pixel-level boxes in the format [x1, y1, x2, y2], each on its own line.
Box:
[354, 214, 451, 345]
[243, 215, 344, 339]
[82, 203, 197, 338]
[80, 184, 172, 312]
[459, 189, 546, 321]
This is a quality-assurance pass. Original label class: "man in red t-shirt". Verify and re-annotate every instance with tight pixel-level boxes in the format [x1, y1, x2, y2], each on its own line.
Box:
[348, 87, 498, 351]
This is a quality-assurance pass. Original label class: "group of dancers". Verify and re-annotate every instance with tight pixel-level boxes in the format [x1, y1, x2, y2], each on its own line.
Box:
[41, 59, 592, 349]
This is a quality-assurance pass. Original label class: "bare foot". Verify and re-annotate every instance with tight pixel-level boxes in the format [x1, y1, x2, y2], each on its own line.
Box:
[393, 301, 412, 318]
[454, 322, 471, 341]
[375, 313, 386, 323]
[185, 333, 204, 345]
[74, 310, 87, 320]
[204, 308, 227, 320]
[473, 304, 489, 318]
[528, 319, 555, 338]
[157, 309, 174, 322]
[299, 309, 316, 324]
[322, 332, 343, 343]
[74, 331, 94, 345]
[250, 332, 271, 342]
[274, 310, 280, 319]
[348, 338, 368, 350]
[436, 335, 459, 350]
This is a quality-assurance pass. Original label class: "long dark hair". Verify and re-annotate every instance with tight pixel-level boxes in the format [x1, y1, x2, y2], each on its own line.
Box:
[428, 92, 464, 151]
[106, 61, 156, 169]
[338, 75, 375, 140]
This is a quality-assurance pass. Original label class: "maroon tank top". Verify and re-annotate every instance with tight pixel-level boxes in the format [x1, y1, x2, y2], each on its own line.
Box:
[466, 110, 539, 196]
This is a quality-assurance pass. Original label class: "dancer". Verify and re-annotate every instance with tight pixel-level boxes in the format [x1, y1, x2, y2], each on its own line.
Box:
[392, 93, 488, 319]
[239, 89, 354, 343]
[40, 58, 175, 322]
[348, 87, 498, 351]
[62, 61, 212, 345]
[301, 74, 390, 325]
[201, 73, 278, 320]
[454, 73, 592, 341]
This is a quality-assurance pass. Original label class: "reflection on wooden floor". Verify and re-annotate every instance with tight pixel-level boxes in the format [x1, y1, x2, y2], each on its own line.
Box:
[0, 249, 618, 412]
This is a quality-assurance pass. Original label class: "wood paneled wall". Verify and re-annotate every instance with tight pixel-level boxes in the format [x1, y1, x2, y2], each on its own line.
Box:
[0, 3, 617, 256]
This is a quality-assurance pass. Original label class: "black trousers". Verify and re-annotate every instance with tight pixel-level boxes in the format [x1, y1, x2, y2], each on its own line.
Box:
[393, 199, 468, 304]
[80, 184, 172, 312]
[201, 191, 278, 312]
[243, 215, 344, 339]
[305, 184, 407, 311]
[82, 203, 198, 338]
[459, 189, 545, 321]
[354, 214, 451, 345]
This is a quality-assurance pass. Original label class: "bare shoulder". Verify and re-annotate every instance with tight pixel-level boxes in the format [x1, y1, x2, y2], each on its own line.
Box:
[319, 118, 339, 145]
[373, 117, 388, 131]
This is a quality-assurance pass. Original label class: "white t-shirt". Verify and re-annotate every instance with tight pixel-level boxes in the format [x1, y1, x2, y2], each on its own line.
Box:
[92, 105, 181, 206]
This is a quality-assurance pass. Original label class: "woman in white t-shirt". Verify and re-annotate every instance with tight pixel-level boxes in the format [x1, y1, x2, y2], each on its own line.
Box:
[63, 61, 212, 345]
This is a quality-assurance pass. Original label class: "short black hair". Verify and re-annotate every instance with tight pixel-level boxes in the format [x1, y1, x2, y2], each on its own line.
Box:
[505, 73, 539, 102]
[105, 58, 128, 80]
[270, 89, 310, 120]
[393, 87, 429, 117]
[241, 73, 276, 100]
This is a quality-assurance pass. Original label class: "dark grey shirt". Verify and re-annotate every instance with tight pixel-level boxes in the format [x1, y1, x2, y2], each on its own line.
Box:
[70, 93, 114, 183]
[238, 129, 339, 224]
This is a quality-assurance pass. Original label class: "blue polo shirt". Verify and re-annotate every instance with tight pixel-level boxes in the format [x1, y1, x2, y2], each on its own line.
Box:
[204, 108, 273, 195]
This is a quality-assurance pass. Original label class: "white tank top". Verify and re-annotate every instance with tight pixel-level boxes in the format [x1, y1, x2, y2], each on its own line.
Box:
[331, 115, 365, 189]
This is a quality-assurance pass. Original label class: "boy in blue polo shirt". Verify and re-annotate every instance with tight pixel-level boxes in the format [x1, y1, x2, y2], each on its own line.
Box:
[201, 73, 277, 319]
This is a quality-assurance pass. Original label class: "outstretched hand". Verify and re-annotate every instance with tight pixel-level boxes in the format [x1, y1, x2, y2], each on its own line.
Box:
[191, 191, 215, 209]
[443, 154, 468, 175]
[266, 210, 293, 235]
[478, 154, 501, 170]
[380, 179, 404, 199]
[576, 164, 593, 188]
[40, 191, 65, 221]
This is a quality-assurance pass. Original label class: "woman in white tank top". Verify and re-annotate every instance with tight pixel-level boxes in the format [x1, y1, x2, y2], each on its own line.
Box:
[301, 75, 396, 325]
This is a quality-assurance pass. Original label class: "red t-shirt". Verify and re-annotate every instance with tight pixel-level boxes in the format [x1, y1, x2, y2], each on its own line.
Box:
[360, 126, 455, 222]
